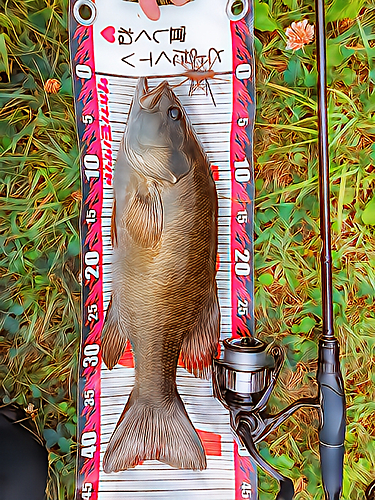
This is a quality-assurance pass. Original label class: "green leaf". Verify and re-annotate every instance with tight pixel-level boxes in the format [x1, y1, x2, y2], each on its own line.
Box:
[67, 236, 80, 257]
[44, 428, 58, 448]
[284, 57, 302, 86]
[2, 136, 12, 149]
[343, 187, 355, 205]
[278, 203, 294, 223]
[3, 316, 19, 334]
[60, 76, 73, 96]
[254, 0, 278, 32]
[30, 384, 42, 398]
[326, 0, 366, 22]
[284, 268, 300, 292]
[282, 0, 298, 8]
[371, 143, 375, 163]
[259, 273, 274, 286]
[9, 303, 24, 315]
[65, 422, 76, 437]
[291, 316, 316, 333]
[362, 197, 375, 225]
[276, 453, 295, 469]
[305, 73, 318, 88]
[55, 459, 64, 471]
[327, 41, 345, 67]
[29, 7, 53, 33]
[23, 74, 37, 90]
[0, 33, 9, 80]
[340, 67, 356, 86]
[357, 278, 375, 297]
[58, 401, 69, 413]
[58, 437, 71, 454]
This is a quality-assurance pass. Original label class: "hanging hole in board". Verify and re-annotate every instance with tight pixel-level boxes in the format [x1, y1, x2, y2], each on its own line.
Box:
[226, 0, 248, 21]
[73, 0, 97, 26]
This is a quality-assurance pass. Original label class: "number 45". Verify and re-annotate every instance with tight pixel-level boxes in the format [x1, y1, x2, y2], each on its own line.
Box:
[82, 482, 93, 500]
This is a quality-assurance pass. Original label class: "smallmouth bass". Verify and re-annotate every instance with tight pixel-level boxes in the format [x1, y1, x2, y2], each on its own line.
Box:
[102, 77, 219, 473]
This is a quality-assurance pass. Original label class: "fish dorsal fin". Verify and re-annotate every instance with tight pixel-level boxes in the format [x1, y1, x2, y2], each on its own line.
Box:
[124, 182, 163, 248]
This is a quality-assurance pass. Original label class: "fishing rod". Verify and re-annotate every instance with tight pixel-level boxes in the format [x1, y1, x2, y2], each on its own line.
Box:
[212, 0, 346, 498]
[315, 0, 346, 496]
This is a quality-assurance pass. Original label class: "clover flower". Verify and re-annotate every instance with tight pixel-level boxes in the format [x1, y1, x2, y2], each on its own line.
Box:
[285, 19, 315, 51]
[44, 78, 61, 94]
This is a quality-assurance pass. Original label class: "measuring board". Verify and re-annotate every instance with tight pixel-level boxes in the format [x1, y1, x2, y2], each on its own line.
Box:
[69, 0, 256, 498]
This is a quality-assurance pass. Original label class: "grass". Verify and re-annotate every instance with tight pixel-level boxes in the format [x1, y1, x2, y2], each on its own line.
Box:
[0, 1, 79, 498]
[253, 1, 375, 498]
[0, 0, 374, 499]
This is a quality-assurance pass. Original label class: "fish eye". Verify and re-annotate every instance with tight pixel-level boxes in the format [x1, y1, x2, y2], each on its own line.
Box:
[168, 106, 182, 121]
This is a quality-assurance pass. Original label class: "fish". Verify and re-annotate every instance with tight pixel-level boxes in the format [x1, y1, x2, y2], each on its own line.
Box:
[102, 77, 220, 473]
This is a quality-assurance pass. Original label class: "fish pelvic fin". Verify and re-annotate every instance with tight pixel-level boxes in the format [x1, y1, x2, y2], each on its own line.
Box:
[102, 296, 127, 370]
[103, 392, 206, 472]
[181, 288, 220, 379]
[124, 182, 163, 248]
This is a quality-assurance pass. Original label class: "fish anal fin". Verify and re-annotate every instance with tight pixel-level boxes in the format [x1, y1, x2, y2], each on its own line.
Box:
[102, 296, 127, 370]
[181, 290, 220, 379]
[124, 182, 163, 248]
[103, 392, 206, 472]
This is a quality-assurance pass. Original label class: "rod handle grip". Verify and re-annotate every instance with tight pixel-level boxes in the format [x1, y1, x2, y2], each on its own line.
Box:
[317, 339, 346, 499]
[319, 441, 345, 500]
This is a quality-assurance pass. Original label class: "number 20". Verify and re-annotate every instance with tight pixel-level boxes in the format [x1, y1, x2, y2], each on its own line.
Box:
[84, 251, 99, 281]
[235, 249, 250, 276]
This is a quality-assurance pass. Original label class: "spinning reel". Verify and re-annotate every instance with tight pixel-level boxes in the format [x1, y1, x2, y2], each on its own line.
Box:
[213, 336, 339, 500]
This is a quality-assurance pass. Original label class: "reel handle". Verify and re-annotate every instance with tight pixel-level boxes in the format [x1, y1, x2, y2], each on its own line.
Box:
[317, 338, 346, 500]
[236, 418, 294, 500]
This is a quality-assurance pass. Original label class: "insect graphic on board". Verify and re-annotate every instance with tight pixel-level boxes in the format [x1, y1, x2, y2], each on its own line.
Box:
[174, 51, 229, 106]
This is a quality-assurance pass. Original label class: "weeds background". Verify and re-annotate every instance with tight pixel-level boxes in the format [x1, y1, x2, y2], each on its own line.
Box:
[0, 0, 374, 499]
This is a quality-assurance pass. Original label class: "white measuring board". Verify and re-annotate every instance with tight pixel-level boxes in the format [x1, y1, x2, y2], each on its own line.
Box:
[70, 1, 257, 498]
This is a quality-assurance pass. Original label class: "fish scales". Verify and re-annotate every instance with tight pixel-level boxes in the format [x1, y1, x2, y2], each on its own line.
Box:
[102, 78, 219, 474]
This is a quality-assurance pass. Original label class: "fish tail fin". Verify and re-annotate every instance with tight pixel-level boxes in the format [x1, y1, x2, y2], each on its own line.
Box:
[102, 296, 128, 370]
[103, 391, 206, 473]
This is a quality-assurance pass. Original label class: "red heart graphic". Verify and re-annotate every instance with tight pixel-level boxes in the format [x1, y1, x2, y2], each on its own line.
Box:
[101, 26, 115, 43]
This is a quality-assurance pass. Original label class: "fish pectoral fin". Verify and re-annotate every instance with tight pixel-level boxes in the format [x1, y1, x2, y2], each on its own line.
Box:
[181, 288, 220, 379]
[103, 391, 206, 472]
[124, 182, 163, 248]
[102, 296, 128, 370]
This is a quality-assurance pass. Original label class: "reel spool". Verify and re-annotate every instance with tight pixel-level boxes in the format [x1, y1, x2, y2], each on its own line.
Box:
[213, 337, 284, 420]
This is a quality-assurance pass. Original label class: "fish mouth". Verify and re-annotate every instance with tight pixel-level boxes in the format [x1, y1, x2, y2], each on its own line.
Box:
[138, 78, 171, 110]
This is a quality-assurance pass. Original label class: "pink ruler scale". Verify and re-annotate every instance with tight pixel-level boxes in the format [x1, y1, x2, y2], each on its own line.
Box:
[69, 1, 257, 498]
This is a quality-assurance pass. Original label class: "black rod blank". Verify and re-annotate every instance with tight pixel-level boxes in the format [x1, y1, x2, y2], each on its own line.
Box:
[315, 0, 334, 340]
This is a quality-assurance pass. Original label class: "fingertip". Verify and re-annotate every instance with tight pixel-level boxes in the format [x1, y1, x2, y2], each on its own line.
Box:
[170, 0, 190, 5]
[139, 0, 160, 20]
